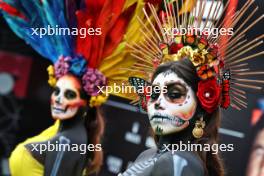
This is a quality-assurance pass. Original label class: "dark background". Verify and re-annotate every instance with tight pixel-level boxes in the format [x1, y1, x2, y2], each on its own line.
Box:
[0, 0, 264, 176]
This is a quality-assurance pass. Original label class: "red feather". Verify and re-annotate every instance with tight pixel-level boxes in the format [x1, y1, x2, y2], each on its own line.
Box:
[103, 3, 137, 58]
[93, 0, 125, 67]
[0, 1, 26, 19]
[76, 0, 136, 69]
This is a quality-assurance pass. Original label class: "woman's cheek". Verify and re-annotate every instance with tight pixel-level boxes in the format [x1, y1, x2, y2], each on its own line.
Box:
[67, 100, 87, 108]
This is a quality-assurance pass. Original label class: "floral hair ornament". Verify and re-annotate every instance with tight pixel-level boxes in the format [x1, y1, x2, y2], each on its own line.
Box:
[127, 0, 264, 113]
[48, 55, 107, 107]
[0, 0, 147, 108]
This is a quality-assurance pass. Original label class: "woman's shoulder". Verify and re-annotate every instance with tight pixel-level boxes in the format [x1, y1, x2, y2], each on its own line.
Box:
[8, 121, 60, 176]
[121, 149, 204, 176]
[134, 148, 158, 162]
[9, 143, 44, 176]
[153, 151, 204, 176]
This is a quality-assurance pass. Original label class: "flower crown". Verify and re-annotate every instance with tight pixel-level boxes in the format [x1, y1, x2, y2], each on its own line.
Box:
[156, 34, 228, 113]
[47, 56, 108, 107]
[0, 0, 145, 108]
[127, 1, 264, 113]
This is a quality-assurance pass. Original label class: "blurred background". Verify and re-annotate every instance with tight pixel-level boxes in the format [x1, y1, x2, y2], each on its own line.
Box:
[0, 0, 264, 176]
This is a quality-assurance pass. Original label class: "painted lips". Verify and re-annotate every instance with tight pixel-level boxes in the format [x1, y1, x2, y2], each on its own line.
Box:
[150, 115, 186, 127]
[52, 106, 67, 113]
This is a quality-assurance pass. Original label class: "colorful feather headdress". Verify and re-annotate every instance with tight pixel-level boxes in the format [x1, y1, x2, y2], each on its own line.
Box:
[127, 0, 264, 113]
[0, 0, 146, 107]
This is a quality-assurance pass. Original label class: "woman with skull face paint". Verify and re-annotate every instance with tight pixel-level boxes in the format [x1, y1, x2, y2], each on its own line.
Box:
[20, 74, 105, 176]
[0, 0, 147, 175]
[122, 59, 223, 176]
[120, 1, 264, 176]
[147, 59, 223, 176]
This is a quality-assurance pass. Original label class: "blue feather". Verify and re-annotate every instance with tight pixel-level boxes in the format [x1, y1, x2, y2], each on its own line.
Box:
[0, 0, 75, 63]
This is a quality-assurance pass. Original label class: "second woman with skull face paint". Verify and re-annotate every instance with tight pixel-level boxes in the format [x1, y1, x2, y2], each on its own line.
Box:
[1, 0, 147, 175]
[10, 73, 105, 176]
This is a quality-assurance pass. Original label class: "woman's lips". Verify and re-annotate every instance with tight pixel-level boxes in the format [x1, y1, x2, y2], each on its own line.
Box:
[52, 106, 67, 113]
[150, 114, 186, 127]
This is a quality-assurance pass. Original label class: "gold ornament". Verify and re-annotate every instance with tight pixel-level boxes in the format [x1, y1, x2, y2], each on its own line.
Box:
[160, 46, 208, 68]
[192, 117, 206, 139]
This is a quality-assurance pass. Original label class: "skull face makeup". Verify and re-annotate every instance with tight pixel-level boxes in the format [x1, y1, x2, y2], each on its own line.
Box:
[147, 71, 197, 135]
[51, 74, 87, 120]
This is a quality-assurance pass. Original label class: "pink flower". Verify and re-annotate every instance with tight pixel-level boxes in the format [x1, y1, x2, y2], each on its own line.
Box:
[82, 68, 106, 96]
[54, 56, 70, 78]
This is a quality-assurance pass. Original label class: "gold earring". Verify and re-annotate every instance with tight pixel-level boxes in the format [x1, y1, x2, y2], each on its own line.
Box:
[192, 117, 205, 139]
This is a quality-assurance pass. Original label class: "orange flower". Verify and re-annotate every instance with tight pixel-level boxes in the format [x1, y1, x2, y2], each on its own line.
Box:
[197, 65, 215, 80]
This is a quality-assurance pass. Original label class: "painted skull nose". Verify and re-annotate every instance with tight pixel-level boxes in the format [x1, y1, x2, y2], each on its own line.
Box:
[55, 96, 62, 105]
[154, 102, 160, 109]
[154, 98, 165, 110]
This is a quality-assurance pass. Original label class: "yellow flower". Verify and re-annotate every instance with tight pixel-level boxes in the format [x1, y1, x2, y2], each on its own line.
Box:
[47, 65, 57, 87]
[160, 46, 209, 68]
[47, 65, 55, 75]
[190, 51, 206, 67]
[89, 94, 108, 107]
[161, 46, 194, 64]
[162, 54, 178, 63]
[177, 46, 194, 59]
[162, 46, 169, 55]
[48, 77, 57, 87]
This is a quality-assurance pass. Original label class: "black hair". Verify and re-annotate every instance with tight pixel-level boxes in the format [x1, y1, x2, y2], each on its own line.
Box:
[152, 58, 199, 92]
[67, 74, 104, 174]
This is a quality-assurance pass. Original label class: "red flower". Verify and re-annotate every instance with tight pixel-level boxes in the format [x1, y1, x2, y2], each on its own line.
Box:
[170, 43, 184, 54]
[197, 78, 222, 113]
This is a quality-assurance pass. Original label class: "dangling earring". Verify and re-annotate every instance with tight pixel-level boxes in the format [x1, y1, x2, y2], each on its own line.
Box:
[192, 117, 206, 139]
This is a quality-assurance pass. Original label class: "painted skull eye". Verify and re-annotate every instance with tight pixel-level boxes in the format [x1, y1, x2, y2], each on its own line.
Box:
[65, 89, 77, 100]
[150, 85, 160, 101]
[167, 91, 183, 99]
[150, 92, 160, 101]
[53, 87, 60, 96]
[165, 83, 187, 103]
